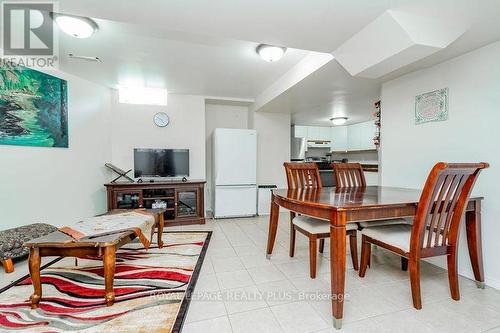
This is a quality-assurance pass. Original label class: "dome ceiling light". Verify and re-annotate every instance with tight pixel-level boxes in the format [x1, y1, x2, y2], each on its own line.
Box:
[53, 14, 98, 38]
[256, 44, 287, 62]
[330, 117, 348, 126]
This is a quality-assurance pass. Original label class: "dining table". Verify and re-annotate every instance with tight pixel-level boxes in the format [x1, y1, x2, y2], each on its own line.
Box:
[265, 186, 485, 329]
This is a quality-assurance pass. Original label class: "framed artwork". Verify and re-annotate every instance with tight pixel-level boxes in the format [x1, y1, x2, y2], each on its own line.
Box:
[0, 63, 68, 148]
[415, 88, 448, 125]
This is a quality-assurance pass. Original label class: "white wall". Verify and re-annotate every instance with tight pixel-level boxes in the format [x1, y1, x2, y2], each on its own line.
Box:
[249, 111, 291, 188]
[0, 71, 112, 229]
[111, 93, 206, 180]
[380, 41, 500, 288]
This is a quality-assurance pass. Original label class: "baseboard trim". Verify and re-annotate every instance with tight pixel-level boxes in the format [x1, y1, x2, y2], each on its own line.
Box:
[484, 275, 500, 290]
[423, 258, 500, 291]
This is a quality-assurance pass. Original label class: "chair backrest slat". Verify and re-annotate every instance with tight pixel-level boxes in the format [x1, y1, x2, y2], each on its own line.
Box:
[284, 162, 322, 189]
[432, 175, 454, 246]
[332, 163, 366, 188]
[425, 173, 451, 248]
[410, 162, 489, 254]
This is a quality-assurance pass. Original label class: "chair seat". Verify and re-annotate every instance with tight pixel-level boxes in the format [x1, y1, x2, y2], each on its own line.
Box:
[293, 215, 358, 234]
[362, 224, 413, 252]
[358, 218, 411, 228]
[361, 224, 444, 253]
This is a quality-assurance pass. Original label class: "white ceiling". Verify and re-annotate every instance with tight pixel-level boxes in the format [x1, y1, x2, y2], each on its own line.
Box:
[47, 0, 500, 125]
[58, 0, 408, 53]
[58, 20, 309, 98]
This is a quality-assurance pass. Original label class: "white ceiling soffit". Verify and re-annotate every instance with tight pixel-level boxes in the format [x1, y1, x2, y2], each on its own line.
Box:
[333, 10, 468, 78]
[205, 96, 254, 106]
[258, 60, 382, 126]
[250, 52, 333, 112]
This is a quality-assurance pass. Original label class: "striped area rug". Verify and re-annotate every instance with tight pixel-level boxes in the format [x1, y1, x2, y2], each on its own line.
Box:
[0, 231, 211, 332]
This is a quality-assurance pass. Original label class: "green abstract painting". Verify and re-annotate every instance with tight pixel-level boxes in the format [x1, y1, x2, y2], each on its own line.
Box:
[0, 63, 68, 148]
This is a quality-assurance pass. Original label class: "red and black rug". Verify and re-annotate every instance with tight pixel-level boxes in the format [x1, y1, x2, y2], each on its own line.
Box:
[0, 231, 211, 332]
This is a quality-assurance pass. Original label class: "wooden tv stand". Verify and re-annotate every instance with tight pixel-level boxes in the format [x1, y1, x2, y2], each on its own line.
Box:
[105, 180, 205, 226]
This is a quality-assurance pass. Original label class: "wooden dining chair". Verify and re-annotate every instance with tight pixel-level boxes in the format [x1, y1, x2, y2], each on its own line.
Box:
[332, 163, 367, 187]
[333, 162, 410, 269]
[332, 164, 413, 227]
[358, 162, 489, 309]
[284, 162, 359, 277]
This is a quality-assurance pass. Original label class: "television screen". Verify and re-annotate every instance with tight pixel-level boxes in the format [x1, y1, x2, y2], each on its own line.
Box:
[134, 148, 189, 178]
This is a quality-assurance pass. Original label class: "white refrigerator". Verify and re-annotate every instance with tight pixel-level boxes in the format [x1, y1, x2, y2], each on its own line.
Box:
[213, 128, 257, 218]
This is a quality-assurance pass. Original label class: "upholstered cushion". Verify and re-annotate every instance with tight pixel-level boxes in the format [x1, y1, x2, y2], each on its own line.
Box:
[358, 218, 411, 228]
[361, 224, 413, 252]
[0, 223, 58, 260]
[361, 224, 444, 253]
[293, 215, 358, 234]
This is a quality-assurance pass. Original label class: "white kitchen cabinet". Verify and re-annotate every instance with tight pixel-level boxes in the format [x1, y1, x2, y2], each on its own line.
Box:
[295, 122, 376, 151]
[359, 121, 376, 149]
[306, 126, 320, 141]
[364, 171, 379, 186]
[331, 126, 347, 151]
[294, 125, 308, 138]
[347, 121, 376, 151]
[305, 126, 330, 141]
[319, 127, 331, 141]
[347, 123, 361, 150]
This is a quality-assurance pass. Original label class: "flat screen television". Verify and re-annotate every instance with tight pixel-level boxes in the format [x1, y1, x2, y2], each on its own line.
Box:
[134, 148, 189, 178]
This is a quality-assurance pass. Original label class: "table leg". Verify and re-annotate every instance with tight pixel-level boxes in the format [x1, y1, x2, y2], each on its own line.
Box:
[1, 258, 14, 273]
[465, 202, 485, 289]
[330, 212, 347, 330]
[157, 213, 165, 248]
[103, 246, 116, 306]
[28, 247, 42, 309]
[266, 194, 280, 259]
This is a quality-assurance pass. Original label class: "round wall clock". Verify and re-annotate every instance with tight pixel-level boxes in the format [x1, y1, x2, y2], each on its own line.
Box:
[153, 112, 170, 127]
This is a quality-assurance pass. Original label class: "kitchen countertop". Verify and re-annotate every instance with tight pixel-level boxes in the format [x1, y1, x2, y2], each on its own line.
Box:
[316, 163, 378, 173]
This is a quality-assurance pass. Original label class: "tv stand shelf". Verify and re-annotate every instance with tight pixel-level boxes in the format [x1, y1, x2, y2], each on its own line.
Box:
[105, 180, 205, 226]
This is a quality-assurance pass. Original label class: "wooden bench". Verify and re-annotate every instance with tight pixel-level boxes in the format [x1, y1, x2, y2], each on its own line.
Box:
[0, 223, 58, 273]
[24, 208, 165, 308]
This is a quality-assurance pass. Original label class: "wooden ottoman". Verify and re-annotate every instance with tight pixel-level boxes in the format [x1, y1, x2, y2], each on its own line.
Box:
[0, 223, 58, 273]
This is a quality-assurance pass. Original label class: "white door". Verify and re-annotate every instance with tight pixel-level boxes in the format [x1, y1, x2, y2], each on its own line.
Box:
[214, 129, 257, 185]
[215, 186, 257, 218]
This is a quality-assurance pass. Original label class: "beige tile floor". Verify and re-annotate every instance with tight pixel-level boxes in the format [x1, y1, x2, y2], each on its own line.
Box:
[2, 213, 500, 333]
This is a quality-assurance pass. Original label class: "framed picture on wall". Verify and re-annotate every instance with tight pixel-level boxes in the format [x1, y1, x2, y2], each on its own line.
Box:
[0, 63, 68, 148]
[415, 88, 448, 125]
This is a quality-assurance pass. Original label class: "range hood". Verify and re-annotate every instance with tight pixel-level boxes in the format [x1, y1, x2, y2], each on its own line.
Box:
[307, 140, 331, 148]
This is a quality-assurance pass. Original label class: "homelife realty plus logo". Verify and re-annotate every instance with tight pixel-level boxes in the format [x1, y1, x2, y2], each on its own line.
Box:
[1, 1, 59, 68]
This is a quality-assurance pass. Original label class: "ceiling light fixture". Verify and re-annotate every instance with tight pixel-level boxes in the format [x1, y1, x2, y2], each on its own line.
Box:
[53, 14, 98, 38]
[256, 44, 287, 62]
[330, 117, 348, 126]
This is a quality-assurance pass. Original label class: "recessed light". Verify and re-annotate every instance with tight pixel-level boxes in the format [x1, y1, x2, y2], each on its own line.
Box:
[256, 44, 287, 62]
[53, 14, 98, 38]
[330, 117, 348, 125]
